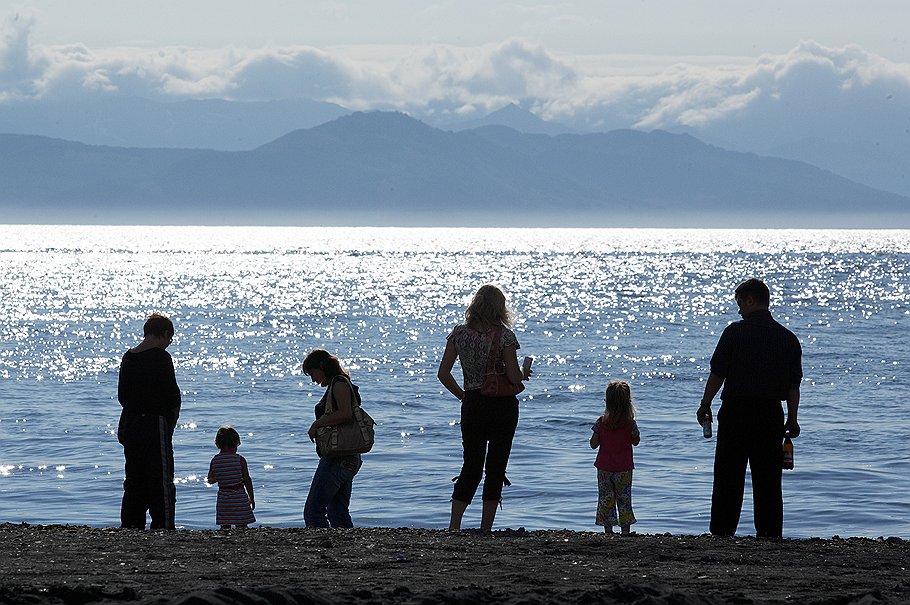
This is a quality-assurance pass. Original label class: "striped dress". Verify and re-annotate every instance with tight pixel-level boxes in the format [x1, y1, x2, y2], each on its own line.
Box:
[208, 451, 255, 526]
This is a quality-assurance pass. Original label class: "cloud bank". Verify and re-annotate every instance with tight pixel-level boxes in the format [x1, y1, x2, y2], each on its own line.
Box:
[2, 12, 909, 154]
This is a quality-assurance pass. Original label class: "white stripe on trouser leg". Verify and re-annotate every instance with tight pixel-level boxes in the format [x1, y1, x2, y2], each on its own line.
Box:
[158, 416, 173, 528]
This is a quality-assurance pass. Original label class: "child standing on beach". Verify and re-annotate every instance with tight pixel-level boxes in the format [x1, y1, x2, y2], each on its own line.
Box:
[590, 380, 640, 535]
[207, 426, 256, 529]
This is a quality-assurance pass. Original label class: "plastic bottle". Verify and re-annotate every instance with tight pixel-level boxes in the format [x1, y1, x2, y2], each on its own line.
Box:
[782, 436, 794, 470]
[701, 413, 712, 438]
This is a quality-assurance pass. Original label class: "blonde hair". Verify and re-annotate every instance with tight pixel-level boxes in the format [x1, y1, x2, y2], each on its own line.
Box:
[465, 284, 512, 330]
[603, 380, 635, 430]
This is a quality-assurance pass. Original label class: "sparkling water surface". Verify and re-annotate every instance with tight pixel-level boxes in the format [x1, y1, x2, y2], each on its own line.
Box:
[0, 225, 908, 538]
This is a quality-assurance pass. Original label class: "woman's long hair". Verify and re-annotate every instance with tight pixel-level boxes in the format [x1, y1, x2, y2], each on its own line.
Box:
[465, 284, 512, 331]
[603, 380, 635, 430]
[302, 349, 350, 380]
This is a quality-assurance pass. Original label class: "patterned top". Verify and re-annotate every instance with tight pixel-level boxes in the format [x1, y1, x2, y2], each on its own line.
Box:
[447, 324, 520, 390]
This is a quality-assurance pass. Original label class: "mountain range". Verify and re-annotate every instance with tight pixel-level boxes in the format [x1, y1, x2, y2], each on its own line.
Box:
[1, 111, 907, 226]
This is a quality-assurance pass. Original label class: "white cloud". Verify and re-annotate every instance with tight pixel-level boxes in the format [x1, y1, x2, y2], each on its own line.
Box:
[380, 39, 578, 118]
[0, 12, 45, 99]
[2, 9, 910, 152]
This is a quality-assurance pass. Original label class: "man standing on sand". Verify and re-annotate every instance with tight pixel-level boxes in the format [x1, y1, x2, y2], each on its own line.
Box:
[696, 279, 802, 538]
[118, 313, 181, 530]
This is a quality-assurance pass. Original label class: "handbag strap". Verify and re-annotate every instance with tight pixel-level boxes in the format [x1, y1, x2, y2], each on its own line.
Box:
[484, 325, 504, 372]
[324, 375, 360, 414]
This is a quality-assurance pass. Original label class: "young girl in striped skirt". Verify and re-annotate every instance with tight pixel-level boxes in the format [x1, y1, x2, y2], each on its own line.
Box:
[207, 426, 256, 529]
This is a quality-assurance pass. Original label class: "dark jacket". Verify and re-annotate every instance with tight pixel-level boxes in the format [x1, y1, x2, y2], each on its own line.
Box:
[118, 347, 181, 429]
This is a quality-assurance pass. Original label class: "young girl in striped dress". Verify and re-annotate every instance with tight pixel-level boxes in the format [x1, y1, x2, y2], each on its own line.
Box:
[207, 426, 256, 529]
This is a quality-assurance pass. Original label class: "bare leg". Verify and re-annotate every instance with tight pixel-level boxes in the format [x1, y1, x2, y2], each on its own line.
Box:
[604, 525, 614, 534]
[621, 524, 631, 535]
[449, 499, 469, 530]
[480, 499, 498, 531]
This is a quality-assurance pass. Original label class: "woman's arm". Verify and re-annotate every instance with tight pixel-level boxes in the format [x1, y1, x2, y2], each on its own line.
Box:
[308, 379, 354, 439]
[502, 345, 525, 385]
[241, 457, 255, 510]
[437, 338, 465, 401]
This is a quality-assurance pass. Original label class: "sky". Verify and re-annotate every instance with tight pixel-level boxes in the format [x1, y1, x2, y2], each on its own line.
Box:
[2, 1, 910, 150]
[16, 1, 910, 61]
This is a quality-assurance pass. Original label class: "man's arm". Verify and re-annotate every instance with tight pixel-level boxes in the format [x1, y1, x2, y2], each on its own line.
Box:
[785, 387, 800, 437]
[697, 372, 724, 424]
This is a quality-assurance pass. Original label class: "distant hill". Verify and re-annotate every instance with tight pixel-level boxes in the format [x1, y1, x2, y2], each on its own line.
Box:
[1, 111, 907, 226]
[441, 104, 573, 135]
[0, 97, 349, 151]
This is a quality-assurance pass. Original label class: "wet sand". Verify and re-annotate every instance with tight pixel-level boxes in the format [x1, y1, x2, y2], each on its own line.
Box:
[1, 523, 907, 604]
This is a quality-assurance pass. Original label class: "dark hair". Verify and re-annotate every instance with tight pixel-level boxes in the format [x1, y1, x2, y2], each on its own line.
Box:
[302, 349, 350, 380]
[734, 279, 770, 306]
[143, 313, 174, 338]
[215, 426, 241, 449]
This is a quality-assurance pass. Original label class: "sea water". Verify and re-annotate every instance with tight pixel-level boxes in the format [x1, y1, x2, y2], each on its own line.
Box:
[0, 225, 907, 538]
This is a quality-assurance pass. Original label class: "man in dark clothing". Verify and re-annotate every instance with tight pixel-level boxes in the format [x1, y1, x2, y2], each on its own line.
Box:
[117, 313, 181, 530]
[696, 279, 802, 538]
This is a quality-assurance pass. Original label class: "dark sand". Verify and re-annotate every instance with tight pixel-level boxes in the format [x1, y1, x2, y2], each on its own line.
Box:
[1, 524, 907, 604]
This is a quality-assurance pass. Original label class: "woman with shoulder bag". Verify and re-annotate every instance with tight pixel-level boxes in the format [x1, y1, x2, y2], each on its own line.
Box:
[437, 284, 531, 531]
[302, 349, 364, 528]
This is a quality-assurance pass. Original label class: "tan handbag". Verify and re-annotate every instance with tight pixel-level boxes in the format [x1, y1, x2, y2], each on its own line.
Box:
[315, 377, 375, 457]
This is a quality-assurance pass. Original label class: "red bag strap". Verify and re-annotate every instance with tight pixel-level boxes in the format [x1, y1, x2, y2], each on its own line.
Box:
[485, 325, 504, 372]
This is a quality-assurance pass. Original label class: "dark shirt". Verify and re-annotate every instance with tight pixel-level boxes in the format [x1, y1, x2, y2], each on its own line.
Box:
[118, 348, 181, 427]
[314, 376, 360, 420]
[710, 309, 802, 402]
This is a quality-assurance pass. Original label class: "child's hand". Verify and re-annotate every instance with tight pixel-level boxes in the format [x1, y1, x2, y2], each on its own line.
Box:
[250, 499, 255, 511]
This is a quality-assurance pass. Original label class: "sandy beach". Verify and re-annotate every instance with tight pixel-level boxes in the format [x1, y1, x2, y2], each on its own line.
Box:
[0, 524, 907, 604]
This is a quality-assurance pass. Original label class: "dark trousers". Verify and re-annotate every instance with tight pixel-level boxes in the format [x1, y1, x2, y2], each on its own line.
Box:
[710, 399, 784, 538]
[452, 390, 519, 504]
[118, 413, 176, 530]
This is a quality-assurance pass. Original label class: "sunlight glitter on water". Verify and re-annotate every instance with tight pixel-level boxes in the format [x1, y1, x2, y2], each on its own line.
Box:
[0, 226, 908, 536]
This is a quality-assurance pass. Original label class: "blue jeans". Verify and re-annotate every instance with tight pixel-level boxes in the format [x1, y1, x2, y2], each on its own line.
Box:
[304, 454, 362, 528]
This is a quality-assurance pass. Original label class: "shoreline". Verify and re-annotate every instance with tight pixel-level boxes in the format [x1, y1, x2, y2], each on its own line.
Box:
[1, 524, 907, 604]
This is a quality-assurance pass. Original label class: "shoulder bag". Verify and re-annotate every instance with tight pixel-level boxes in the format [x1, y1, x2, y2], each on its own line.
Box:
[480, 326, 525, 398]
[315, 376, 375, 457]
